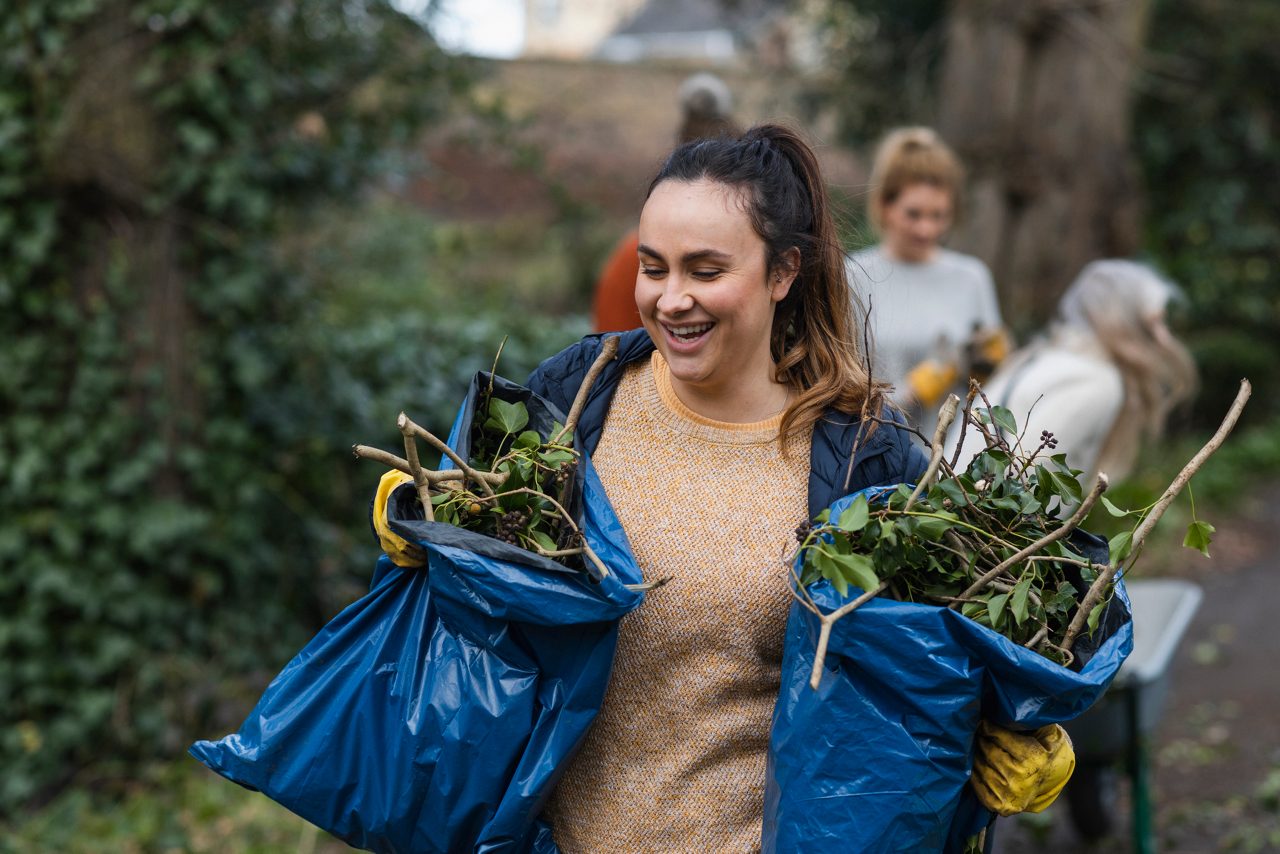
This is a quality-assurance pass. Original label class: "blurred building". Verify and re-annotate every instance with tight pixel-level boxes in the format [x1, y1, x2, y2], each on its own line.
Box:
[522, 0, 812, 68]
[522, 0, 648, 59]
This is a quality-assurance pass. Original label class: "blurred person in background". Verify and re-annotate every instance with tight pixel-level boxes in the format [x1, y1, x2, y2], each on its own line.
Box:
[847, 126, 1011, 437]
[952, 259, 1197, 487]
[591, 72, 739, 332]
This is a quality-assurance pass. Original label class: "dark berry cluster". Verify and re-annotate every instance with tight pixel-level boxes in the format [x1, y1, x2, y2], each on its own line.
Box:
[552, 461, 577, 488]
[495, 508, 532, 545]
[1040, 430, 1059, 450]
[795, 519, 814, 543]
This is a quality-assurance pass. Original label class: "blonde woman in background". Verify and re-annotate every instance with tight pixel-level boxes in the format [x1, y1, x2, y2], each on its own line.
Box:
[953, 260, 1198, 486]
[847, 127, 1009, 436]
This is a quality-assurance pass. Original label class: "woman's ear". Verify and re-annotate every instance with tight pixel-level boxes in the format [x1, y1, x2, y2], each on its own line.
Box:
[771, 248, 801, 302]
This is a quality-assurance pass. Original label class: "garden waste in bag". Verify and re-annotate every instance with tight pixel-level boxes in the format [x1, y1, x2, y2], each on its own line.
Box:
[189, 372, 645, 853]
[763, 488, 1133, 854]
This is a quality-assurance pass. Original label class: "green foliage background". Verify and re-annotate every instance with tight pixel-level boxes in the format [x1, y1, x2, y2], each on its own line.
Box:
[2, 0, 1277, 838]
[1135, 0, 1280, 427]
[0, 0, 582, 817]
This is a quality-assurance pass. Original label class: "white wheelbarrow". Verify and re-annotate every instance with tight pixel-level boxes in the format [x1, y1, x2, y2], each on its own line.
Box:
[1062, 577, 1203, 853]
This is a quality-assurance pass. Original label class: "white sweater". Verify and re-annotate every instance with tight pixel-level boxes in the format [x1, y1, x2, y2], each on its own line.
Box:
[847, 246, 1002, 436]
[949, 329, 1125, 482]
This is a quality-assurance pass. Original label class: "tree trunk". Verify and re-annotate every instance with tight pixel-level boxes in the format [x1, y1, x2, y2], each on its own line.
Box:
[937, 0, 1152, 329]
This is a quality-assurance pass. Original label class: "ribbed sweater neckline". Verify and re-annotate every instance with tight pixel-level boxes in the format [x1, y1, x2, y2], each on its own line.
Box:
[645, 351, 783, 446]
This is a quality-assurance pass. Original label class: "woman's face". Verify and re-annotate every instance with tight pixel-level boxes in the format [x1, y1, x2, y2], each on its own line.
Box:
[636, 178, 794, 403]
[880, 182, 953, 263]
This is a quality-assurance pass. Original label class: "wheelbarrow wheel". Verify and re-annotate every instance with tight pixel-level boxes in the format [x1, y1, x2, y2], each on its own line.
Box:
[1065, 761, 1119, 841]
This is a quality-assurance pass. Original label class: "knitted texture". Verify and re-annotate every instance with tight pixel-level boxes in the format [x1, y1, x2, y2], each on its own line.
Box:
[545, 352, 811, 852]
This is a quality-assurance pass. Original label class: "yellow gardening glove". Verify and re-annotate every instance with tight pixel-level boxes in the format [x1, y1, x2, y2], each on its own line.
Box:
[905, 358, 959, 408]
[970, 720, 1075, 815]
[966, 326, 1013, 383]
[373, 469, 427, 568]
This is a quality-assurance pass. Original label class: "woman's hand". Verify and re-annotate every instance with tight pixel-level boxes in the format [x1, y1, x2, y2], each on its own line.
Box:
[970, 720, 1075, 815]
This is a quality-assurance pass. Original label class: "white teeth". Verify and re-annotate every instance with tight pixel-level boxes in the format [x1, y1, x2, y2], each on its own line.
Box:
[669, 323, 712, 337]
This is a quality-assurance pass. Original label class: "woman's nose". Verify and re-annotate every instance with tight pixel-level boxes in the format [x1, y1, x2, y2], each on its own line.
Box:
[656, 276, 694, 314]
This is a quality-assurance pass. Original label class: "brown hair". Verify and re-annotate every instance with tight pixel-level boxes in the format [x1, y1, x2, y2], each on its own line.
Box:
[866, 126, 964, 233]
[647, 124, 884, 449]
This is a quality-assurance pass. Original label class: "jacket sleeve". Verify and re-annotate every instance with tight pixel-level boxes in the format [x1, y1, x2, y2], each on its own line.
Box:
[874, 407, 930, 486]
[525, 338, 597, 416]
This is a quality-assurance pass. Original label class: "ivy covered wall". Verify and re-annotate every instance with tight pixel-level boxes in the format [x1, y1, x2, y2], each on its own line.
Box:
[0, 0, 503, 810]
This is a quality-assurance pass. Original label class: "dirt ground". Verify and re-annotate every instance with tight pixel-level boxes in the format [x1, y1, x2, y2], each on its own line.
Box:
[995, 484, 1280, 853]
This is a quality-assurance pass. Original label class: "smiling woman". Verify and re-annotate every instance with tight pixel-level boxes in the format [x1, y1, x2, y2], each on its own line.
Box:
[506, 125, 1076, 852]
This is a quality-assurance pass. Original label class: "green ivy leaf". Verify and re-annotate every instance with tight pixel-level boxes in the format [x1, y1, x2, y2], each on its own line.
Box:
[912, 513, 956, 541]
[514, 430, 541, 450]
[935, 477, 970, 507]
[1099, 495, 1130, 517]
[1010, 575, 1033, 625]
[990, 405, 1018, 436]
[1087, 600, 1107, 635]
[812, 549, 847, 596]
[987, 592, 1009, 629]
[531, 530, 558, 553]
[485, 398, 528, 434]
[1108, 530, 1134, 564]
[835, 551, 879, 592]
[837, 496, 870, 532]
[1182, 519, 1216, 557]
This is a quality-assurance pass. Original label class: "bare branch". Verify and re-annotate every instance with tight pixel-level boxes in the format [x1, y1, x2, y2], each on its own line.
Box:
[553, 334, 619, 445]
[399, 412, 495, 497]
[1062, 379, 1251, 651]
[949, 380, 982, 472]
[808, 581, 891, 690]
[401, 428, 435, 522]
[353, 444, 410, 475]
[905, 394, 960, 511]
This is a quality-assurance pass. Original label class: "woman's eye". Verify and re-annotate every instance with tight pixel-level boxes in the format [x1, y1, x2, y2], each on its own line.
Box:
[692, 269, 722, 280]
[640, 266, 666, 279]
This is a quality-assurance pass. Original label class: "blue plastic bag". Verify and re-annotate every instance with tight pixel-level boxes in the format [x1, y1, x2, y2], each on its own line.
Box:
[190, 373, 645, 853]
[763, 489, 1133, 853]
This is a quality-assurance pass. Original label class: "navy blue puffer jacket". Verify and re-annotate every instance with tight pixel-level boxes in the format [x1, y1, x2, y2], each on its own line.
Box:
[526, 328, 928, 518]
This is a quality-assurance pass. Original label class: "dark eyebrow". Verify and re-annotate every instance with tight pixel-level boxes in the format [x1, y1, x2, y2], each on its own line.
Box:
[637, 244, 732, 264]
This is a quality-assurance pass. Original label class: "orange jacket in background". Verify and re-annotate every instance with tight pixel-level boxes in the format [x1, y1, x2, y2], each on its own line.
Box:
[591, 231, 642, 333]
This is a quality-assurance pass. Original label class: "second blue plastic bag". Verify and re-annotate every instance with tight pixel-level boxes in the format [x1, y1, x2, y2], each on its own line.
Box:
[190, 373, 645, 853]
[763, 489, 1134, 853]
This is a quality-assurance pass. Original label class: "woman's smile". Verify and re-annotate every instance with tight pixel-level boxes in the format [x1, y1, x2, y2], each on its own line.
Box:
[661, 320, 716, 350]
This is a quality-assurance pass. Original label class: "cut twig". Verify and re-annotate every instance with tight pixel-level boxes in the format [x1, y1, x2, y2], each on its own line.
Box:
[553, 334, 619, 445]
[1061, 379, 1252, 652]
[428, 468, 506, 486]
[952, 472, 1109, 606]
[351, 447, 506, 487]
[353, 444, 410, 475]
[948, 380, 981, 472]
[809, 580, 891, 689]
[399, 412, 496, 497]
[905, 394, 960, 511]
[401, 426, 435, 522]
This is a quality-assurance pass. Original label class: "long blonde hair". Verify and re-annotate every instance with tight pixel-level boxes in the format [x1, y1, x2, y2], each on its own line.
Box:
[1035, 260, 1198, 479]
[647, 124, 884, 449]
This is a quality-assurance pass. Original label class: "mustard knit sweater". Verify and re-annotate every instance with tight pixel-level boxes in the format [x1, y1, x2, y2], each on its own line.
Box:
[545, 352, 812, 852]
